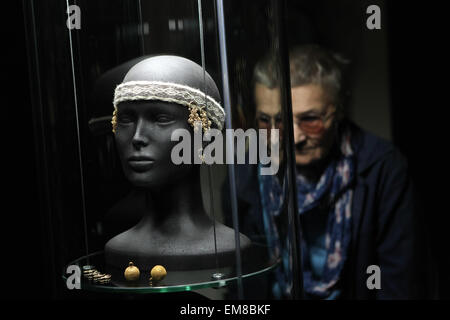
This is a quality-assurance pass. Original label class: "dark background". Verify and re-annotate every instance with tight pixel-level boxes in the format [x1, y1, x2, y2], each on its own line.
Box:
[2, 0, 447, 300]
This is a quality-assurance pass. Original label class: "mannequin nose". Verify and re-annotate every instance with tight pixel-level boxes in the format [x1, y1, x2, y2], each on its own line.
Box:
[132, 135, 148, 149]
[131, 120, 149, 149]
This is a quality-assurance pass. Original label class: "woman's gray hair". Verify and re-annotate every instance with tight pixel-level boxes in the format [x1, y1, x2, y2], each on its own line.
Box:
[253, 44, 350, 107]
[289, 44, 349, 106]
[253, 53, 281, 90]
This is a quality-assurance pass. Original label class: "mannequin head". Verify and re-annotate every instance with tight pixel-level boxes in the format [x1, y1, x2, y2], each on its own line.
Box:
[113, 55, 223, 188]
[105, 56, 252, 273]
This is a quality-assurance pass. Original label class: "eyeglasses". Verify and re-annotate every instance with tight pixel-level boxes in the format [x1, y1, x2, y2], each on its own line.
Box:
[294, 109, 335, 135]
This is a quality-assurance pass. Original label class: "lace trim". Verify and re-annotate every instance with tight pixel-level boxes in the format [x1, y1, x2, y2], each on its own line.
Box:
[112, 80, 225, 131]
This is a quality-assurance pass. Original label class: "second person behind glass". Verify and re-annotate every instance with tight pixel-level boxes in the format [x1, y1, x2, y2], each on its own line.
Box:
[235, 44, 424, 300]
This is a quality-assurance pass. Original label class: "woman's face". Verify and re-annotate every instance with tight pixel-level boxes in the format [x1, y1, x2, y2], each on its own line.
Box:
[114, 100, 193, 188]
[291, 84, 337, 166]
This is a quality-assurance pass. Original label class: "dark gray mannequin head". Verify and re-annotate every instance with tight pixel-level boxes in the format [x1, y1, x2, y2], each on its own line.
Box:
[123, 55, 221, 101]
[114, 55, 221, 188]
[105, 57, 253, 272]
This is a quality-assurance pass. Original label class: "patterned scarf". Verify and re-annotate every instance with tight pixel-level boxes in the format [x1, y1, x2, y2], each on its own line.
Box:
[258, 164, 292, 298]
[258, 127, 354, 299]
[297, 129, 354, 298]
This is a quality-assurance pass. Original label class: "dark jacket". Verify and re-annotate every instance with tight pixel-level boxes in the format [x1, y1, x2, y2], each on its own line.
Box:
[230, 121, 428, 299]
[339, 121, 423, 299]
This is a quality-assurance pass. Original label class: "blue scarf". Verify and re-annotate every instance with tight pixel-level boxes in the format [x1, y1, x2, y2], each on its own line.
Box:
[258, 128, 355, 299]
[297, 129, 355, 298]
[258, 164, 292, 298]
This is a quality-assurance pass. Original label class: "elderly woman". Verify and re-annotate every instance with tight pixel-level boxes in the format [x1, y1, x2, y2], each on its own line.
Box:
[238, 44, 424, 299]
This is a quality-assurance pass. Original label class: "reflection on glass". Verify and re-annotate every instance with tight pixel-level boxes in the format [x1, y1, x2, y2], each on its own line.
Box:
[253, 53, 292, 299]
[219, 0, 298, 300]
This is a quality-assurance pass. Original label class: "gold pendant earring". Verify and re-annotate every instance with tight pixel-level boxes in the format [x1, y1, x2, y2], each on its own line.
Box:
[124, 262, 140, 281]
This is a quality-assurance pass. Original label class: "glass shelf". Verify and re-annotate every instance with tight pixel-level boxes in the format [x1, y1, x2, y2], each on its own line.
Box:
[63, 246, 279, 294]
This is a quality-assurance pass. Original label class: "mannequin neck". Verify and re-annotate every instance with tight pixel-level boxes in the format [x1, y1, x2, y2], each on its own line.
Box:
[134, 166, 210, 235]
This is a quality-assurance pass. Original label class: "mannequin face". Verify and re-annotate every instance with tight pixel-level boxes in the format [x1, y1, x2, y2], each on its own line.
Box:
[115, 100, 193, 188]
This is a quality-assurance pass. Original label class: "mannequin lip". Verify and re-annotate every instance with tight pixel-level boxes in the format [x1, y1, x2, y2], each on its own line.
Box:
[128, 155, 155, 172]
[128, 155, 155, 161]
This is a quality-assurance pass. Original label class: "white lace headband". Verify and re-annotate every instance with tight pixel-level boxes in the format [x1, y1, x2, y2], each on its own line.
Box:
[112, 80, 226, 133]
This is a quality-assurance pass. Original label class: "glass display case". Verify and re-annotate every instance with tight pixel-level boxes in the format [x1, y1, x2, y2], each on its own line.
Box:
[24, 0, 303, 299]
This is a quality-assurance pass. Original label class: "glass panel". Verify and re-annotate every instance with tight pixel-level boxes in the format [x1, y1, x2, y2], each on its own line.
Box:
[25, 0, 301, 299]
[217, 0, 301, 299]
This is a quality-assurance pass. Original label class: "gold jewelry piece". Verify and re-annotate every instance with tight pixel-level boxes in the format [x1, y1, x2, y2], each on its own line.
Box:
[93, 274, 112, 284]
[149, 265, 167, 282]
[124, 262, 140, 281]
[188, 106, 212, 133]
[111, 108, 118, 133]
[83, 269, 99, 280]
[82, 266, 111, 284]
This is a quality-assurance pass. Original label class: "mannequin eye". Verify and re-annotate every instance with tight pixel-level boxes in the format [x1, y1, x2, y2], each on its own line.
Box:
[117, 113, 135, 123]
[155, 114, 175, 123]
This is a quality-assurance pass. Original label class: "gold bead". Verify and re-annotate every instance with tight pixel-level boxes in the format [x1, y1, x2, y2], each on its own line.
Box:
[124, 262, 140, 281]
[111, 108, 118, 133]
[150, 265, 167, 281]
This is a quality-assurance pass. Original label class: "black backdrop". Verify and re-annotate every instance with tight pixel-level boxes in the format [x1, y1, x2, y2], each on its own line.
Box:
[387, 1, 448, 299]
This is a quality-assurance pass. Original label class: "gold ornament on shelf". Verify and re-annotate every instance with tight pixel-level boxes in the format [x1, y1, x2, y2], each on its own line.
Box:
[97, 274, 112, 284]
[82, 265, 111, 284]
[150, 265, 167, 282]
[124, 262, 140, 281]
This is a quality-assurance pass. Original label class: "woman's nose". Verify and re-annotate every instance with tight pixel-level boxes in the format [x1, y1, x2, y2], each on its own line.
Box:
[293, 122, 307, 145]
